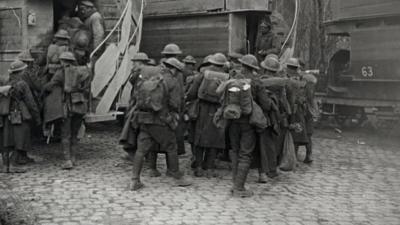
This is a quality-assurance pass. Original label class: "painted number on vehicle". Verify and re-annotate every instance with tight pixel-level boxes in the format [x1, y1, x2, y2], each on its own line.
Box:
[361, 66, 374, 77]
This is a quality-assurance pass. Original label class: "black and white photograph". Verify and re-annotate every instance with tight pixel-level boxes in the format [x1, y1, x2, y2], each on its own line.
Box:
[0, 0, 399, 224]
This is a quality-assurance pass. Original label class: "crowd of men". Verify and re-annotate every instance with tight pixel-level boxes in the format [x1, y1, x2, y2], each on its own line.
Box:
[0, 1, 103, 172]
[0, 0, 318, 198]
[119, 42, 318, 198]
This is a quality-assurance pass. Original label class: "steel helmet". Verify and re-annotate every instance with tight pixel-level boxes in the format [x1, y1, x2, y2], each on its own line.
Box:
[147, 58, 157, 66]
[59, 52, 77, 62]
[286, 57, 300, 68]
[261, 57, 280, 72]
[228, 52, 244, 60]
[17, 50, 34, 62]
[183, 55, 197, 64]
[239, 54, 260, 70]
[202, 55, 213, 65]
[132, 52, 150, 62]
[209, 53, 227, 66]
[265, 54, 279, 61]
[161, 43, 182, 55]
[8, 60, 27, 73]
[75, 34, 90, 49]
[80, 1, 95, 7]
[54, 29, 71, 40]
[163, 57, 184, 71]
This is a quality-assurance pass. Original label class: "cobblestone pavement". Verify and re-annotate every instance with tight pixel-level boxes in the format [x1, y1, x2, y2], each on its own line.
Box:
[1, 123, 400, 225]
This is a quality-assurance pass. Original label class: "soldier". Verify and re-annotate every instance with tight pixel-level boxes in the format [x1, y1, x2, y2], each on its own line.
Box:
[255, 57, 283, 182]
[78, 1, 105, 52]
[119, 52, 150, 162]
[160, 43, 183, 65]
[47, 29, 71, 76]
[2, 60, 41, 169]
[43, 52, 90, 170]
[149, 44, 185, 168]
[297, 60, 317, 164]
[228, 54, 260, 197]
[186, 53, 228, 177]
[129, 57, 192, 191]
[17, 50, 43, 104]
[182, 55, 198, 164]
[227, 52, 243, 77]
[255, 21, 281, 62]
[182, 55, 197, 88]
[284, 58, 314, 164]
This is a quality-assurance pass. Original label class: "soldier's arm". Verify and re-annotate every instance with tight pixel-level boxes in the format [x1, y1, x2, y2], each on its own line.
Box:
[167, 78, 181, 113]
[21, 82, 41, 125]
[43, 69, 64, 92]
[186, 73, 203, 101]
[91, 14, 105, 49]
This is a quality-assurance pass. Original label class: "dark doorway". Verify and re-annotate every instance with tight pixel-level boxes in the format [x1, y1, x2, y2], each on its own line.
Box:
[53, 0, 80, 31]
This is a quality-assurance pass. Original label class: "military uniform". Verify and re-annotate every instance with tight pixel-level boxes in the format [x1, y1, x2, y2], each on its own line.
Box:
[79, 1, 105, 52]
[1, 61, 41, 170]
[227, 54, 260, 197]
[44, 52, 90, 169]
[186, 63, 226, 176]
[255, 31, 281, 62]
[130, 58, 191, 190]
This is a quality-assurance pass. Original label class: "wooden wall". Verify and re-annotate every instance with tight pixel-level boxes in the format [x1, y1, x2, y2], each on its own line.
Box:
[144, 0, 225, 16]
[141, 14, 230, 61]
[333, 0, 400, 21]
[0, 0, 53, 75]
[144, 0, 270, 16]
[226, 0, 269, 11]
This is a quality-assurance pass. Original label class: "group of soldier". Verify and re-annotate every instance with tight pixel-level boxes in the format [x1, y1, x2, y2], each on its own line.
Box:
[0, 1, 317, 198]
[0, 1, 103, 172]
[120, 41, 317, 198]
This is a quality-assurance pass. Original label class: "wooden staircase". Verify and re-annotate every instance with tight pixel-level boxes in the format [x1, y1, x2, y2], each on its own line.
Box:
[85, 0, 144, 123]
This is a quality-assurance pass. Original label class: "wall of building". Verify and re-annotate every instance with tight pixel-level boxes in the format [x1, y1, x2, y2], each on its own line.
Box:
[0, 0, 53, 74]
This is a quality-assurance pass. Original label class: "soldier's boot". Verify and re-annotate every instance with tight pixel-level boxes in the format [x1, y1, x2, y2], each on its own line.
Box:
[194, 166, 204, 177]
[130, 152, 145, 191]
[61, 140, 73, 170]
[232, 163, 253, 198]
[304, 143, 313, 164]
[70, 142, 77, 166]
[229, 150, 238, 184]
[258, 171, 268, 184]
[147, 151, 161, 177]
[1, 149, 26, 173]
[148, 169, 161, 177]
[190, 144, 197, 169]
[16, 150, 34, 165]
[294, 145, 300, 161]
[166, 151, 192, 187]
[205, 148, 217, 178]
[0, 151, 9, 173]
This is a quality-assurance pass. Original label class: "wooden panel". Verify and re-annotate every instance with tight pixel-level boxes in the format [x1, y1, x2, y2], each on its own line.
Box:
[26, 0, 54, 49]
[141, 14, 229, 60]
[228, 14, 247, 54]
[334, 0, 400, 20]
[96, 52, 132, 114]
[226, 0, 269, 11]
[0, 8, 23, 51]
[144, 0, 224, 16]
[350, 26, 400, 81]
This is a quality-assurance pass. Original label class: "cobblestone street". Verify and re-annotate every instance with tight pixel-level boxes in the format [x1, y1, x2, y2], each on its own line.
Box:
[1, 123, 400, 225]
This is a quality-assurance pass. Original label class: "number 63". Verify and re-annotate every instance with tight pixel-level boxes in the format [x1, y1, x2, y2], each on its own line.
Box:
[361, 66, 373, 77]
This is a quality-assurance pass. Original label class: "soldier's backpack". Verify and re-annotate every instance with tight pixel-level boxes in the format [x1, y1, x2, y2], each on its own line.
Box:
[0, 85, 11, 116]
[222, 79, 253, 119]
[136, 66, 166, 112]
[198, 70, 229, 103]
[64, 66, 90, 115]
